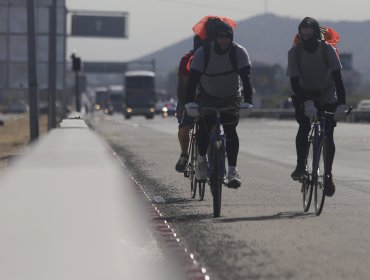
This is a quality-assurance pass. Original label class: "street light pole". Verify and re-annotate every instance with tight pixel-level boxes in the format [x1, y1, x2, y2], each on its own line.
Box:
[48, 0, 57, 129]
[27, 0, 39, 141]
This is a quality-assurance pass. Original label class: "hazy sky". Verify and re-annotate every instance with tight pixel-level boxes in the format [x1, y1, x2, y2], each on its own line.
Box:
[66, 0, 370, 62]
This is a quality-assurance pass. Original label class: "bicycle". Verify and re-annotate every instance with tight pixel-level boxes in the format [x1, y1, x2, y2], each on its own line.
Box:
[301, 107, 352, 215]
[184, 124, 206, 201]
[186, 102, 252, 217]
[198, 106, 240, 217]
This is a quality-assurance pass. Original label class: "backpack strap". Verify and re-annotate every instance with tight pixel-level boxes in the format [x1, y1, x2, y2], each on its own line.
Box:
[229, 43, 238, 71]
[321, 40, 329, 68]
[295, 44, 303, 74]
[203, 42, 211, 73]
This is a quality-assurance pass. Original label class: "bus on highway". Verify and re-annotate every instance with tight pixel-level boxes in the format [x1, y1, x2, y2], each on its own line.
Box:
[123, 70, 156, 119]
[108, 85, 125, 114]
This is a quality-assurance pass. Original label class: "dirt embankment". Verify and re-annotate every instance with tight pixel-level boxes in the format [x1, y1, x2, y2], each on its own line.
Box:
[0, 114, 47, 173]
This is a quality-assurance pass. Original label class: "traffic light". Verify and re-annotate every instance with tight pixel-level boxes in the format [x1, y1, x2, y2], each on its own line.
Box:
[71, 53, 81, 71]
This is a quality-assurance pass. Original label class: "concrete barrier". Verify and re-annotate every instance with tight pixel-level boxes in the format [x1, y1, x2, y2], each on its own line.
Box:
[0, 114, 181, 280]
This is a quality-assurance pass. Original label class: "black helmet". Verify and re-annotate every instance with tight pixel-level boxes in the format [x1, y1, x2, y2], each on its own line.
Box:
[214, 21, 233, 41]
[298, 17, 321, 40]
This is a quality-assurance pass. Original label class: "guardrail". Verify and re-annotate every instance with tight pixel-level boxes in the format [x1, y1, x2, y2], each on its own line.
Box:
[250, 109, 295, 120]
[250, 109, 370, 123]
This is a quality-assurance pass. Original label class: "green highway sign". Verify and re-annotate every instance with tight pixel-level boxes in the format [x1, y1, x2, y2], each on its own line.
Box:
[71, 13, 128, 38]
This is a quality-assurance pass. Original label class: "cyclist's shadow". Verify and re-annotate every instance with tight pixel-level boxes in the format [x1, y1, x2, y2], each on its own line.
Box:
[215, 211, 315, 223]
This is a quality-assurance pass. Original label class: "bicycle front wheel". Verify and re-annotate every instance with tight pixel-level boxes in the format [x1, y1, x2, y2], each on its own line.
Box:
[211, 140, 223, 218]
[302, 138, 314, 212]
[199, 181, 206, 201]
[314, 140, 326, 215]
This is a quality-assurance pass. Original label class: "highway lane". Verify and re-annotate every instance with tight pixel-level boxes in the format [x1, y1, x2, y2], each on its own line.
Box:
[89, 113, 370, 280]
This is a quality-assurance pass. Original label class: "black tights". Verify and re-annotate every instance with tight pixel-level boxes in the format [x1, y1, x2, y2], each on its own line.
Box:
[197, 114, 239, 166]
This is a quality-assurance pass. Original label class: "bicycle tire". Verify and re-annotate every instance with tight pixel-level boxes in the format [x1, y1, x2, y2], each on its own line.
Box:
[189, 131, 197, 199]
[302, 138, 314, 212]
[314, 140, 326, 215]
[191, 179, 197, 199]
[199, 181, 206, 201]
[211, 140, 223, 218]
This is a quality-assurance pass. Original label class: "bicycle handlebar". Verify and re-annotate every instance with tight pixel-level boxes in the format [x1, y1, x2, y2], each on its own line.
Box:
[199, 107, 238, 115]
[318, 106, 353, 116]
[346, 106, 353, 115]
[314, 106, 353, 124]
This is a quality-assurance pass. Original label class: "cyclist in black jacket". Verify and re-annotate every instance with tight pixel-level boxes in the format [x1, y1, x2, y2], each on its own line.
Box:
[287, 17, 349, 197]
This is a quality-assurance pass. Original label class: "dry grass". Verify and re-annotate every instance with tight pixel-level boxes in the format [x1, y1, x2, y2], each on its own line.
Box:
[0, 114, 48, 172]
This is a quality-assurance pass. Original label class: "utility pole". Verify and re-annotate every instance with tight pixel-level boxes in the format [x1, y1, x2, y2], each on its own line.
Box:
[27, 0, 39, 141]
[48, 0, 57, 129]
[71, 52, 81, 112]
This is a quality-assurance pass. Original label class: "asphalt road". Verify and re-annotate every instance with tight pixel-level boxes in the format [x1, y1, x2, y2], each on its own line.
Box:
[89, 112, 370, 280]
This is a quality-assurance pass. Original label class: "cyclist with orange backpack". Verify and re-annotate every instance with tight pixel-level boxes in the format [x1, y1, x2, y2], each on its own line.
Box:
[185, 21, 253, 188]
[287, 17, 349, 197]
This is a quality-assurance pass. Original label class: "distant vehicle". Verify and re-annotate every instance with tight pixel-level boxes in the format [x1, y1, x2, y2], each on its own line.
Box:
[356, 99, 370, 110]
[94, 87, 113, 115]
[281, 97, 294, 109]
[123, 71, 156, 119]
[155, 101, 166, 115]
[108, 85, 124, 114]
[161, 101, 177, 117]
[4, 101, 28, 114]
[355, 99, 370, 122]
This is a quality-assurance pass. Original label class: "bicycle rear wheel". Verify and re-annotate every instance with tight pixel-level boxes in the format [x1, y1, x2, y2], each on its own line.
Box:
[189, 132, 197, 199]
[314, 140, 326, 215]
[302, 138, 314, 212]
[211, 140, 223, 218]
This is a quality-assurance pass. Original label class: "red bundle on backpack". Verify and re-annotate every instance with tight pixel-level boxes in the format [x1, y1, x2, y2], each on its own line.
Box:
[321, 27, 340, 54]
[192, 15, 237, 40]
[293, 26, 340, 55]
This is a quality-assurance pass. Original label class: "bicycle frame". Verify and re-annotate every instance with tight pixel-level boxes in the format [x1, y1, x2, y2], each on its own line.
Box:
[199, 107, 236, 185]
[303, 111, 331, 214]
[310, 112, 329, 185]
[199, 107, 237, 217]
[310, 118, 326, 184]
[184, 123, 207, 200]
[184, 124, 197, 179]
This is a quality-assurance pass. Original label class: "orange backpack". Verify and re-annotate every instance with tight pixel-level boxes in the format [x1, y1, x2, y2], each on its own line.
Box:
[320, 27, 340, 54]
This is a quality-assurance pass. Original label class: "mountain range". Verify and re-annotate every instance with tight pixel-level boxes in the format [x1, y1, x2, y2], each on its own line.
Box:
[141, 13, 370, 82]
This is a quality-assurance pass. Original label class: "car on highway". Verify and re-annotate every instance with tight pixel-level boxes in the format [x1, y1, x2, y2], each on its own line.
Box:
[353, 99, 370, 122]
[356, 99, 370, 110]
[161, 101, 177, 117]
[4, 101, 28, 114]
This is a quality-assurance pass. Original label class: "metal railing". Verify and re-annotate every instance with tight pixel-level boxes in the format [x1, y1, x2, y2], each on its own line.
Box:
[249, 109, 370, 123]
